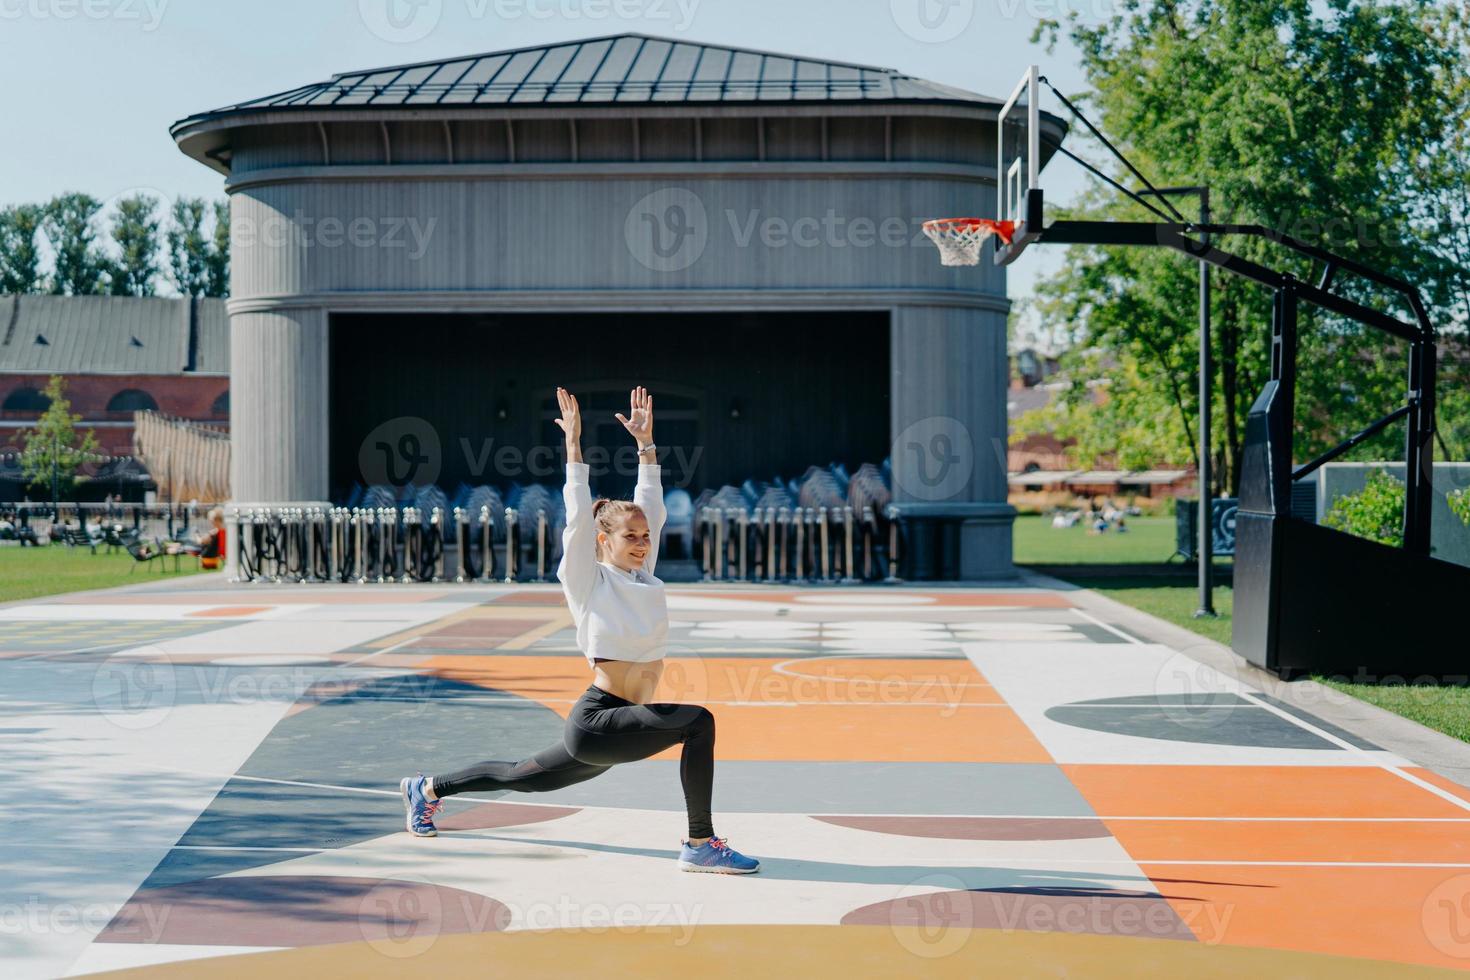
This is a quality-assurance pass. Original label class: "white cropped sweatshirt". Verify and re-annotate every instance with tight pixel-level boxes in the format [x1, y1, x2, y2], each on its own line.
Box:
[556, 460, 669, 665]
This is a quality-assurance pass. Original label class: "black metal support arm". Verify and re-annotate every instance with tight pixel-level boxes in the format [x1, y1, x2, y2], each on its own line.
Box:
[1291, 402, 1415, 484]
[1026, 216, 1437, 556]
[1033, 220, 1424, 342]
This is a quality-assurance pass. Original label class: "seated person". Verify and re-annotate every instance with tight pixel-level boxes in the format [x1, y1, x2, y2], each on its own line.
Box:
[184, 508, 227, 569]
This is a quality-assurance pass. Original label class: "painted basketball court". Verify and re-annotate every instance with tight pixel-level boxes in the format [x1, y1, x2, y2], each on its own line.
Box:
[4, 575, 1468, 977]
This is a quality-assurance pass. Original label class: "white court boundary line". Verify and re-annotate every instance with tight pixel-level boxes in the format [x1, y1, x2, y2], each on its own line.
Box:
[1071, 607, 1145, 643]
[140, 770, 1470, 822]
[301, 695, 1007, 708]
[1069, 607, 1470, 815]
[336, 635, 420, 669]
[770, 653, 993, 689]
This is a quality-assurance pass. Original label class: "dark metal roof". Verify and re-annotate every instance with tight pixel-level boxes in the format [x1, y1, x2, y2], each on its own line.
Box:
[0, 296, 229, 375]
[187, 34, 993, 117]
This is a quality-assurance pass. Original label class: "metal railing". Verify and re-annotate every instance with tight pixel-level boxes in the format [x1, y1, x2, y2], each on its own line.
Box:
[696, 503, 903, 584]
[229, 504, 567, 585]
[225, 500, 908, 585]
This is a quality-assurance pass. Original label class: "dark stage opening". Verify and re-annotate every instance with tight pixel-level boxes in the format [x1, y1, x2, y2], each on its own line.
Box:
[329, 311, 891, 502]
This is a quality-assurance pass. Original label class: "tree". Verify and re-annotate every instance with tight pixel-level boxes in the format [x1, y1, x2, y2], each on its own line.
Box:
[1321, 469, 1406, 547]
[0, 204, 44, 294]
[167, 197, 225, 297]
[205, 199, 230, 297]
[42, 193, 109, 295]
[1450, 487, 1470, 529]
[108, 194, 161, 296]
[1026, 0, 1468, 494]
[19, 375, 101, 499]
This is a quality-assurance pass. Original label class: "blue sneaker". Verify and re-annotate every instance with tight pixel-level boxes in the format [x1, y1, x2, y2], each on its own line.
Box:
[400, 773, 443, 837]
[677, 836, 760, 874]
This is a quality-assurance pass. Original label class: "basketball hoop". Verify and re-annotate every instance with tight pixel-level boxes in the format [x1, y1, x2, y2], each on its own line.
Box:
[922, 218, 1016, 266]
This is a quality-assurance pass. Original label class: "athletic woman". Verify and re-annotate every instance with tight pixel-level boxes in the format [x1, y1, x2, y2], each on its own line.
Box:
[401, 386, 759, 873]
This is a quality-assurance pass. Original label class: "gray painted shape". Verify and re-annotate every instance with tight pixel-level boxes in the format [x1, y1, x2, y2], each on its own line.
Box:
[1044, 702, 1342, 749]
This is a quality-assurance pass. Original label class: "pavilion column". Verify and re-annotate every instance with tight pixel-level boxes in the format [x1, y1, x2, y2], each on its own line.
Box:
[890, 304, 1016, 579]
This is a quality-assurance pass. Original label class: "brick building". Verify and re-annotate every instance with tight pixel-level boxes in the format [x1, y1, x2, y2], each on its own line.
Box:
[0, 295, 229, 499]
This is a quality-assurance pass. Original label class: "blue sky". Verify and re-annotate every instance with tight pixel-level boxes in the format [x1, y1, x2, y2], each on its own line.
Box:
[0, 0, 1101, 302]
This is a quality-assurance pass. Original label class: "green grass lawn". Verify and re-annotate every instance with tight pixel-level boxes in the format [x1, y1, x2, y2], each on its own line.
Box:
[1312, 677, 1470, 743]
[1013, 513, 1190, 565]
[0, 544, 206, 604]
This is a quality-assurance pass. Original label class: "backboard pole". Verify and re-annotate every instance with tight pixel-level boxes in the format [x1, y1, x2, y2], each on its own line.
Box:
[1137, 185, 1216, 618]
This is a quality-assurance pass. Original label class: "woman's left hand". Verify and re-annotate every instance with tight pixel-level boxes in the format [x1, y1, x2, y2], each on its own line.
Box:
[615, 386, 654, 447]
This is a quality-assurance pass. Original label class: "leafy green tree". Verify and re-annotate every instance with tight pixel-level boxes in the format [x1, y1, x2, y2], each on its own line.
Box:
[1026, 0, 1468, 495]
[18, 375, 101, 496]
[167, 197, 211, 297]
[1322, 469, 1406, 547]
[1449, 488, 1470, 529]
[108, 194, 161, 296]
[0, 204, 44, 294]
[42, 193, 109, 295]
[206, 199, 230, 297]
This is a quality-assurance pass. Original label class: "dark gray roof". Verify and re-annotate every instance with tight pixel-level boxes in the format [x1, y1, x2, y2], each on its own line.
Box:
[187, 34, 992, 116]
[0, 296, 229, 375]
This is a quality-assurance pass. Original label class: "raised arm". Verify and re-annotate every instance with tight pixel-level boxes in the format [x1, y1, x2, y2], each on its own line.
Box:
[634, 461, 666, 575]
[617, 386, 665, 574]
[553, 388, 596, 608]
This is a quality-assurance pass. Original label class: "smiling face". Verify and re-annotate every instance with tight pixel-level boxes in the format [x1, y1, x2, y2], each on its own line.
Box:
[598, 510, 651, 572]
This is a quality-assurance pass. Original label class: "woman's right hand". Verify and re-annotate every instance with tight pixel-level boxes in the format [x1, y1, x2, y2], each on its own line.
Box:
[554, 387, 582, 445]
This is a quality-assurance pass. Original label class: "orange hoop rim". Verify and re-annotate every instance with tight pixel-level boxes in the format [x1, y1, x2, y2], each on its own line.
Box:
[921, 217, 1017, 246]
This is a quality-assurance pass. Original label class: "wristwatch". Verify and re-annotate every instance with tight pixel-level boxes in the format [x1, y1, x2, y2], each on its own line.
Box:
[638, 443, 657, 456]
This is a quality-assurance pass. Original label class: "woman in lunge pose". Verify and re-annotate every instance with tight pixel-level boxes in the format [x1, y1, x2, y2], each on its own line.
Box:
[401, 386, 759, 873]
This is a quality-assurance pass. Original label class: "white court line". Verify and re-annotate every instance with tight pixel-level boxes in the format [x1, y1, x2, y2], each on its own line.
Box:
[1071, 607, 1146, 643]
[1239, 690, 1470, 815]
[119, 768, 1470, 823]
[13, 638, 167, 662]
[1069, 604, 1470, 816]
[770, 653, 992, 688]
[172, 845, 322, 853]
[336, 635, 420, 668]
[318, 696, 1002, 708]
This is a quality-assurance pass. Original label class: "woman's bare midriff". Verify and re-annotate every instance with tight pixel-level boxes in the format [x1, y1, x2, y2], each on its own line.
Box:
[591, 657, 665, 704]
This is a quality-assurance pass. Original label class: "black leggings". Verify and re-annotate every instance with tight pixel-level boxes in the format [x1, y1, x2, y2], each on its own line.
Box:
[431, 684, 716, 839]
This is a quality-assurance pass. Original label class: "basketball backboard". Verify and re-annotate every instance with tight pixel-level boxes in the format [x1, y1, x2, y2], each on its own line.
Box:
[994, 65, 1042, 266]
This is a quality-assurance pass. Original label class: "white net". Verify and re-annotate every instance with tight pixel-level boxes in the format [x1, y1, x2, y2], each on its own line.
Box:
[922, 219, 1011, 267]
